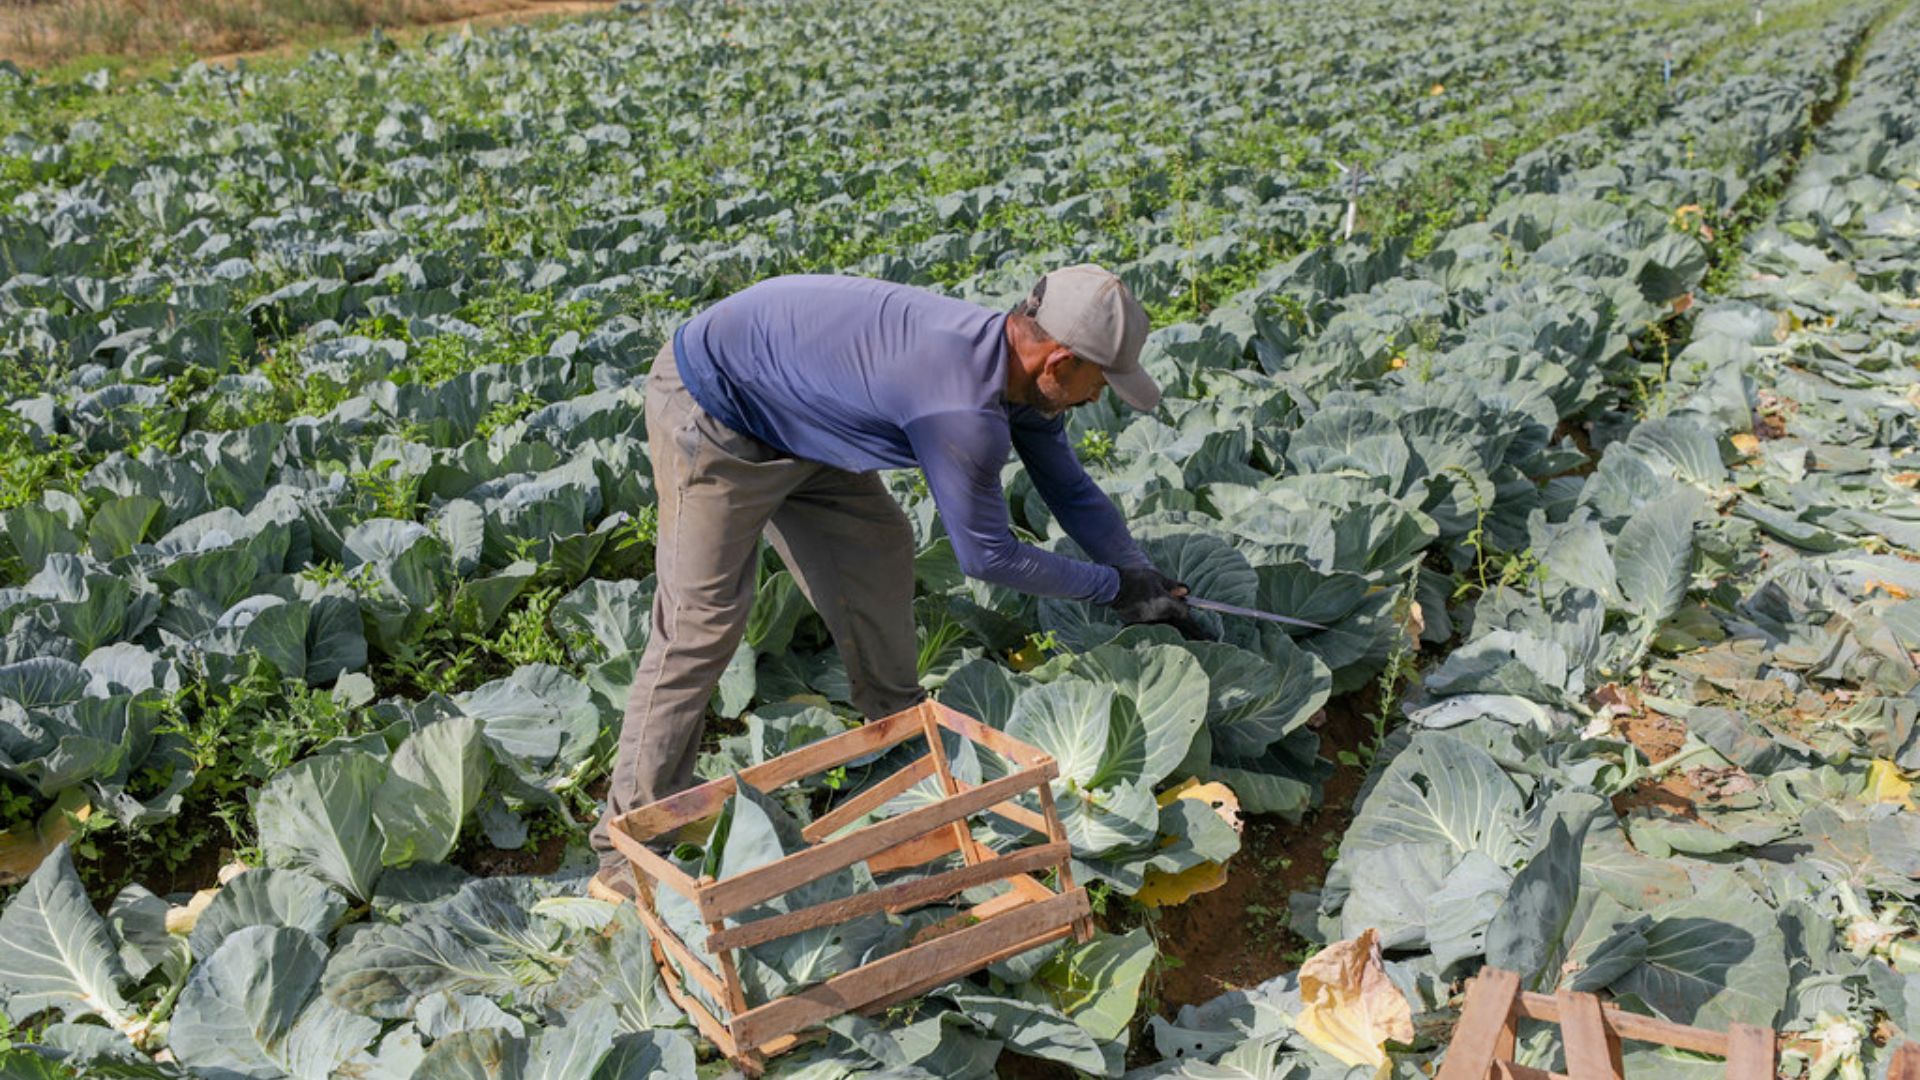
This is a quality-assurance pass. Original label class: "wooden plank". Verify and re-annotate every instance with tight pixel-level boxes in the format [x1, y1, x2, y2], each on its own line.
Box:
[1437, 968, 1521, 1080]
[922, 705, 992, 868]
[647, 932, 681, 998]
[1556, 990, 1623, 1080]
[729, 886, 1088, 1050]
[908, 881, 1049, 946]
[1722, 1023, 1775, 1080]
[628, 894, 730, 1003]
[706, 842, 1070, 952]
[1888, 1042, 1920, 1080]
[711, 951, 759, 1077]
[981, 843, 1057, 904]
[737, 705, 932, 791]
[757, 1032, 812, 1059]
[702, 766, 1053, 921]
[1515, 992, 1729, 1056]
[608, 826, 703, 902]
[615, 710, 929, 842]
[707, 912, 753, 1034]
[1496, 1016, 1517, 1064]
[969, 887, 1040, 921]
[933, 702, 1050, 767]
[801, 755, 937, 843]
[1495, 989, 1518, 1063]
[734, 1030, 818, 1073]
[613, 775, 739, 846]
[664, 978, 738, 1059]
[1600, 1011, 1623, 1078]
[866, 828, 961, 875]
[857, 922, 1076, 1017]
[1034, 779, 1091, 942]
[1035, 780, 1070, 848]
[646, 925, 738, 1059]
[982, 796, 1051, 837]
[963, 796, 1053, 906]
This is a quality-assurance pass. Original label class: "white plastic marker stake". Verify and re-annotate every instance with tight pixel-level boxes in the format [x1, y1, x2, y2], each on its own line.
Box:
[1334, 161, 1368, 241]
[1753, 2, 1763, 27]
[1663, 43, 1674, 86]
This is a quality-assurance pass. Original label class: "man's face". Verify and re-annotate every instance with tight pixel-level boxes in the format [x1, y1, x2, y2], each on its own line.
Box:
[1034, 351, 1108, 416]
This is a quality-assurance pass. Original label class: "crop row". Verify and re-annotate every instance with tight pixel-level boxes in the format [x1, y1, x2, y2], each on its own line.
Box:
[0, 0, 1913, 1077]
[0, 0, 1770, 882]
[0, 0, 1749, 517]
[1167, 5, 1920, 1078]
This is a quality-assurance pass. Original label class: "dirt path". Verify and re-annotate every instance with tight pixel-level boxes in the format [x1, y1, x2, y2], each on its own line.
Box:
[201, 0, 619, 68]
[1153, 696, 1374, 1011]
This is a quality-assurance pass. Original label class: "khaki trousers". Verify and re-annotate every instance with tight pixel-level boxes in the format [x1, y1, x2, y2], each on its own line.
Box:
[589, 343, 925, 870]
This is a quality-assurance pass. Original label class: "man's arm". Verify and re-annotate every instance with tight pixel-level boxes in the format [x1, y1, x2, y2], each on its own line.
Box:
[1009, 407, 1153, 571]
[903, 410, 1121, 603]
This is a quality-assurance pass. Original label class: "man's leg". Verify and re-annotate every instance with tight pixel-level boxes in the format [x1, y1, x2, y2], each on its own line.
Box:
[764, 470, 926, 722]
[589, 344, 801, 873]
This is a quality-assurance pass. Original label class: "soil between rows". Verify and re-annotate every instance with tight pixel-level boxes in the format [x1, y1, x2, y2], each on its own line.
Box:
[1153, 696, 1375, 1011]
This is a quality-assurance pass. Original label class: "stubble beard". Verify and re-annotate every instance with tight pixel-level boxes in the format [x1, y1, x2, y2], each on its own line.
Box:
[1033, 367, 1075, 417]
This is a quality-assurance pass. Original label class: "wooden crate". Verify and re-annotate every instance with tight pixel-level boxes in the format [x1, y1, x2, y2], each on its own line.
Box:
[606, 699, 1093, 1076]
[1437, 967, 1777, 1080]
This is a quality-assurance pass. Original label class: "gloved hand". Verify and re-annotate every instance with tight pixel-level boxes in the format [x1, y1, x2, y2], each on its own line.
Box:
[1107, 567, 1215, 641]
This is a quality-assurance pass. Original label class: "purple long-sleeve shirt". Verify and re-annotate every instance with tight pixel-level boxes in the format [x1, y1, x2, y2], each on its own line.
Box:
[670, 275, 1149, 603]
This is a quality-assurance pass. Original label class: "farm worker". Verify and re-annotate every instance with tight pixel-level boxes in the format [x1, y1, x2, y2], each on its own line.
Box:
[588, 265, 1206, 900]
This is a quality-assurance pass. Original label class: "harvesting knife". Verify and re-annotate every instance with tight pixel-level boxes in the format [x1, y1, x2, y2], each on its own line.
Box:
[1185, 596, 1327, 632]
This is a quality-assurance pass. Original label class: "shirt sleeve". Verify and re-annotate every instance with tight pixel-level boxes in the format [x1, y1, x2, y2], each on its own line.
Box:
[904, 410, 1122, 603]
[1009, 407, 1153, 571]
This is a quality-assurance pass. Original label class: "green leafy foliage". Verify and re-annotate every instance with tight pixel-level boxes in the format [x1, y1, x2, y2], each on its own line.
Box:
[1, 0, 1918, 1077]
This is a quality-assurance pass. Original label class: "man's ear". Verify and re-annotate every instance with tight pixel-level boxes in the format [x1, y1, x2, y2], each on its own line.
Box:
[1044, 344, 1077, 372]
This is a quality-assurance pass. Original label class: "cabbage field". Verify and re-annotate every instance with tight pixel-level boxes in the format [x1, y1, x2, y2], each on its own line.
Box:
[2, 0, 1919, 1076]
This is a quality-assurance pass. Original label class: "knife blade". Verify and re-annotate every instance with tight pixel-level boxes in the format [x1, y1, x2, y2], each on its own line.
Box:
[1186, 596, 1327, 632]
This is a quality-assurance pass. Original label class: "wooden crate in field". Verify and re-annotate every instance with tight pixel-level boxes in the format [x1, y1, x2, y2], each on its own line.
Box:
[606, 699, 1092, 1076]
[1438, 967, 1779, 1080]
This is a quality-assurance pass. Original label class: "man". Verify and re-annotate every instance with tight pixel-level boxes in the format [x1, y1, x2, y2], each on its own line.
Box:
[587, 264, 1202, 900]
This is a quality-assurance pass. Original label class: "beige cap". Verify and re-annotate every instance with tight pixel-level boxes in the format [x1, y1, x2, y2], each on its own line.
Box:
[1020, 264, 1158, 411]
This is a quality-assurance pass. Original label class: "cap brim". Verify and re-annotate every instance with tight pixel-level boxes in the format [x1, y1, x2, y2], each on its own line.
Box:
[1105, 365, 1161, 411]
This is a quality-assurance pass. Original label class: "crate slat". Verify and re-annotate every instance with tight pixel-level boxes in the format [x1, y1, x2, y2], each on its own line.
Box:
[740, 703, 936, 790]
[665, 977, 739, 1059]
[932, 702, 1052, 767]
[865, 827, 964, 875]
[728, 886, 1090, 1051]
[1438, 968, 1521, 1080]
[1515, 992, 1729, 1056]
[619, 709, 932, 843]
[1556, 990, 1623, 1080]
[699, 765, 1054, 921]
[639, 914, 736, 1058]
[978, 794, 1051, 836]
[1722, 1024, 1775, 1079]
[921, 705, 992, 867]
[607, 824, 702, 901]
[800, 754, 937, 843]
[707, 914, 755, 1067]
[1001, 863, 1059, 902]
[704, 841, 1069, 952]
[1032, 777, 1092, 942]
[626, 887, 730, 1003]
[859, 920, 1078, 1016]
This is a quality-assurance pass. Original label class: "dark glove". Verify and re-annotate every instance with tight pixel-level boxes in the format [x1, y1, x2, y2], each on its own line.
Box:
[1107, 567, 1215, 641]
